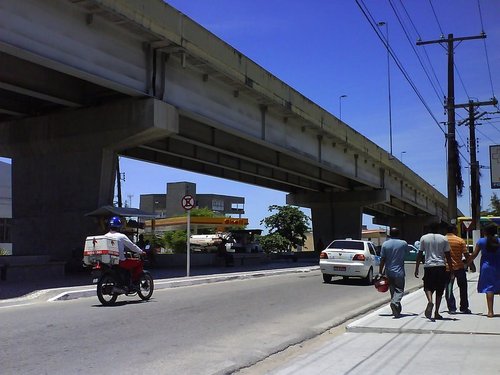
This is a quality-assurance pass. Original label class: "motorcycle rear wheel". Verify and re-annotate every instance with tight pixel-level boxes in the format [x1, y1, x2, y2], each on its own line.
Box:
[137, 273, 154, 300]
[97, 274, 118, 305]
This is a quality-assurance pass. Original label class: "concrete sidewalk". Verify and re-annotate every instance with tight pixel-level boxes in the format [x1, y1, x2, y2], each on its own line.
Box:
[269, 273, 500, 375]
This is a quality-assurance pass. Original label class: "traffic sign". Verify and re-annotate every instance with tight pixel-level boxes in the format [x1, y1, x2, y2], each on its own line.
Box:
[181, 194, 195, 210]
[463, 220, 472, 229]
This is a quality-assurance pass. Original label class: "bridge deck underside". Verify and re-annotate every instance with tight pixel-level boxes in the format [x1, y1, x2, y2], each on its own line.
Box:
[121, 115, 427, 220]
[0, 0, 450, 225]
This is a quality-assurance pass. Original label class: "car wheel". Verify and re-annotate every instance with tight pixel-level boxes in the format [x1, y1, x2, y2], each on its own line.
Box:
[365, 268, 374, 285]
[322, 274, 332, 283]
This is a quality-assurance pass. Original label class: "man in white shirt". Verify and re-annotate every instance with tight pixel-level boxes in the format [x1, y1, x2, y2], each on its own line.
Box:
[106, 216, 145, 289]
[414, 222, 453, 320]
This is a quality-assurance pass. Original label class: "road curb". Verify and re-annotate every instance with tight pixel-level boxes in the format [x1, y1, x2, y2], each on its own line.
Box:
[48, 266, 320, 302]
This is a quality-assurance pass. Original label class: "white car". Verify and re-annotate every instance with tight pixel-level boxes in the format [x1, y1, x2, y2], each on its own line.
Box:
[320, 239, 380, 284]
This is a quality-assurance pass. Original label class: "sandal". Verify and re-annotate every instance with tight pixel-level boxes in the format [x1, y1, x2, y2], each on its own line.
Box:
[425, 302, 434, 319]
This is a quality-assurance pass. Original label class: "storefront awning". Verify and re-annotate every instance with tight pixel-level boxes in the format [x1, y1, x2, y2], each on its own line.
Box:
[85, 205, 157, 218]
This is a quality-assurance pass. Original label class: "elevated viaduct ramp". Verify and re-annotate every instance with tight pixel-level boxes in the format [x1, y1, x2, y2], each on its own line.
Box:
[0, 0, 450, 260]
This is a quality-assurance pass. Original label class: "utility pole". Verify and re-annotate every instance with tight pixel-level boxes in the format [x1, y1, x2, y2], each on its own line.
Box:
[116, 157, 123, 208]
[468, 102, 480, 230]
[456, 97, 498, 231]
[417, 33, 486, 222]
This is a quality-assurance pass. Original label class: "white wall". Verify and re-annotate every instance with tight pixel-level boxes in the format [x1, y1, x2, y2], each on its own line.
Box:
[0, 161, 12, 218]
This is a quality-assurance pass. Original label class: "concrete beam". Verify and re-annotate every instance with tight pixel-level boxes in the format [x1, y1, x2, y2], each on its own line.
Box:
[0, 98, 177, 156]
[1, 98, 177, 261]
[286, 189, 390, 208]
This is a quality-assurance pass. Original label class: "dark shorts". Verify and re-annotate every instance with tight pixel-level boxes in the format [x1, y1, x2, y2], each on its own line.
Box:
[423, 266, 448, 295]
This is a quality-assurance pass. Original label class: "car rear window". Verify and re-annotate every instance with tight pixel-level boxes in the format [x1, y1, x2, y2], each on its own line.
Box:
[327, 240, 364, 250]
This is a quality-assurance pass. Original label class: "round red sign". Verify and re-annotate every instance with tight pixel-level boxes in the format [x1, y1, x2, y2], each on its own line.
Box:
[181, 194, 195, 210]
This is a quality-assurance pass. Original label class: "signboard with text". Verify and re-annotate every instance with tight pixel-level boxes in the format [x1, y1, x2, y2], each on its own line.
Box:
[490, 145, 500, 189]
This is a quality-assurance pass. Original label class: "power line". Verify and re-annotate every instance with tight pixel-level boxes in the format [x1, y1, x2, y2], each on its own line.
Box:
[477, 0, 485, 31]
[397, 0, 446, 98]
[477, 0, 496, 98]
[425, 0, 497, 118]
[426, 1, 472, 103]
[454, 62, 470, 99]
[428, 0, 445, 37]
[417, 35, 488, 221]
[476, 127, 497, 144]
[355, 0, 445, 135]
[392, 0, 444, 104]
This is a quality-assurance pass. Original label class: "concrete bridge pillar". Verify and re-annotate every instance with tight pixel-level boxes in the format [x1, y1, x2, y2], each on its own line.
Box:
[0, 98, 177, 261]
[373, 215, 437, 245]
[287, 189, 389, 250]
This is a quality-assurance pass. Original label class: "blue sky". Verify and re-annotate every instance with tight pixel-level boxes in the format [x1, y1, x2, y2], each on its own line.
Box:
[124, 0, 500, 231]
[2, 0, 499, 232]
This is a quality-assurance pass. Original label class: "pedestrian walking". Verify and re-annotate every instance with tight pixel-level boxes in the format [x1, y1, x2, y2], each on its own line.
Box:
[467, 223, 500, 318]
[217, 236, 233, 267]
[379, 227, 408, 318]
[414, 222, 453, 320]
[445, 224, 471, 314]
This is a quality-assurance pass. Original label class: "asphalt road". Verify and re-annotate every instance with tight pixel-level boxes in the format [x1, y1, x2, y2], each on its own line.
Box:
[1, 265, 422, 375]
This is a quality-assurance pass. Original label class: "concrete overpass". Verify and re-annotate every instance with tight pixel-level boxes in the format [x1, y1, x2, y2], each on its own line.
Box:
[0, 0, 451, 261]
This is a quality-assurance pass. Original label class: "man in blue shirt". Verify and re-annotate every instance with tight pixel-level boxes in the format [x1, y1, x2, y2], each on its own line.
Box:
[379, 227, 408, 318]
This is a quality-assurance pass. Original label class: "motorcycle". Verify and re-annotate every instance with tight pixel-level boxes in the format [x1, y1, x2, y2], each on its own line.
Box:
[91, 253, 154, 306]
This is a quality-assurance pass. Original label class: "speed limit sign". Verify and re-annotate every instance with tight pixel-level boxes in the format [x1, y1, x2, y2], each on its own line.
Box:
[181, 194, 195, 210]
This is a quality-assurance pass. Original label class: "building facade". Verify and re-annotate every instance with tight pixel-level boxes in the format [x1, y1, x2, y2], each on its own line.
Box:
[0, 161, 12, 254]
[140, 181, 245, 219]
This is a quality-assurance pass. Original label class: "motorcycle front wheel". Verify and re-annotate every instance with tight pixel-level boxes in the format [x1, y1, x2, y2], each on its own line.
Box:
[137, 272, 154, 301]
[97, 274, 118, 306]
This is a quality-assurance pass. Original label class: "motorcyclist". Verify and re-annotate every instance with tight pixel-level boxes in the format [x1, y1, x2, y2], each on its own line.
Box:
[105, 216, 146, 291]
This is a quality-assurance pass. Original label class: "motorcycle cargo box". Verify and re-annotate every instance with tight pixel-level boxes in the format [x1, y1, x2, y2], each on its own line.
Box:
[83, 236, 120, 266]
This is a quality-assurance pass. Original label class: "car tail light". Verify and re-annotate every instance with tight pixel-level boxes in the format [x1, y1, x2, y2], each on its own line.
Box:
[352, 254, 365, 261]
[319, 252, 328, 259]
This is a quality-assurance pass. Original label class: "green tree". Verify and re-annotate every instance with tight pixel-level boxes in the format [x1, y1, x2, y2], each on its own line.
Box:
[188, 207, 222, 218]
[163, 230, 188, 253]
[143, 233, 165, 249]
[482, 193, 500, 216]
[260, 205, 310, 252]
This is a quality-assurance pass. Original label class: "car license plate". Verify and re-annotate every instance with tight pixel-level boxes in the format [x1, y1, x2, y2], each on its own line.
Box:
[334, 266, 346, 271]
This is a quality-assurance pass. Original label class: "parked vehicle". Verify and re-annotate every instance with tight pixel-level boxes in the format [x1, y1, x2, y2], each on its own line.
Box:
[190, 232, 233, 252]
[319, 239, 380, 284]
[404, 244, 419, 262]
[91, 254, 154, 306]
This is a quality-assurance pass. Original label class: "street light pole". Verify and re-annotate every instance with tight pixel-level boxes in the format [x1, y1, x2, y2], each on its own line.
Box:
[339, 94, 347, 121]
[377, 21, 393, 157]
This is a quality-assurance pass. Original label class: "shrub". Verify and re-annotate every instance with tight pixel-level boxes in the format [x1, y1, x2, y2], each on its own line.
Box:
[259, 233, 290, 253]
[163, 230, 188, 253]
